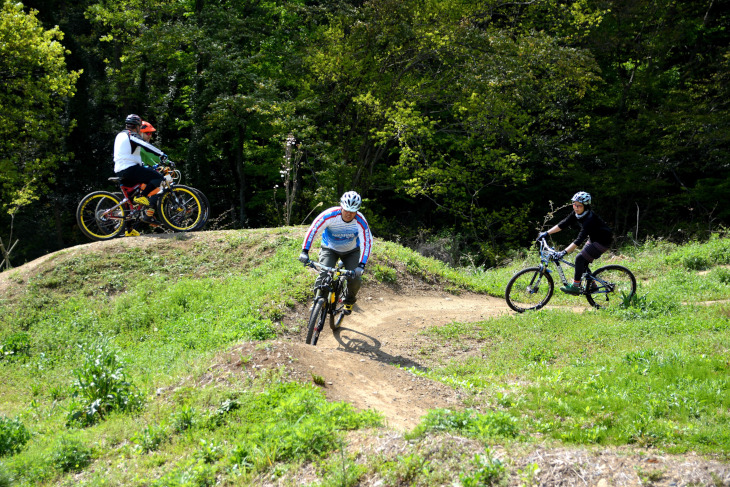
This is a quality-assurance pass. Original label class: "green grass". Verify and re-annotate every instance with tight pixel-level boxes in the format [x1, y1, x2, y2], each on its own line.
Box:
[0, 228, 729, 485]
[409, 234, 730, 456]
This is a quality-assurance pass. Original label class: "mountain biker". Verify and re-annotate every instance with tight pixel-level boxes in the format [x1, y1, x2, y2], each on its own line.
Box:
[537, 191, 613, 295]
[113, 114, 168, 226]
[139, 121, 163, 166]
[298, 191, 373, 315]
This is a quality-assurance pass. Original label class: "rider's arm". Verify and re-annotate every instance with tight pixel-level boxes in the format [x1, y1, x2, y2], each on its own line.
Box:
[355, 214, 373, 266]
[543, 226, 579, 254]
[129, 132, 166, 158]
[563, 242, 578, 254]
[302, 208, 335, 251]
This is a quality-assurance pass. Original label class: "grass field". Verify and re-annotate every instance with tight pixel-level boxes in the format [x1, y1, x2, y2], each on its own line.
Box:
[0, 229, 728, 485]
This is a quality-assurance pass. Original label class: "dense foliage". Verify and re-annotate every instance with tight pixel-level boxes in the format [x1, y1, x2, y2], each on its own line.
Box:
[1, 0, 728, 265]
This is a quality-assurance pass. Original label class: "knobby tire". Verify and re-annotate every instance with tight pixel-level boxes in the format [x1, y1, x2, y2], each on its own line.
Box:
[76, 191, 125, 241]
[306, 298, 327, 345]
[585, 265, 636, 309]
[157, 186, 203, 232]
[505, 266, 554, 313]
[176, 185, 210, 231]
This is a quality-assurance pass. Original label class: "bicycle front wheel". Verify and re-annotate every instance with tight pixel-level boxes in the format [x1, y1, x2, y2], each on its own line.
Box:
[176, 185, 210, 231]
[157, 186, 203, 232]
[505, 266, 554, 313]
[306, 298, 327, 345]
[76, 191, 126, 241]
[585, 265, 636, 310]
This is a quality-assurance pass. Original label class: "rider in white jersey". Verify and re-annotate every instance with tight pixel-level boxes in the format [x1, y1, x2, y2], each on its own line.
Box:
[113, 114, 168, 228]
[299, 191, 373, 314]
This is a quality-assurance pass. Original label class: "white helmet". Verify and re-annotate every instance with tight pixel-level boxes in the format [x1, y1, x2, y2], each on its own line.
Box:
[571, 191, 591, 205]
[340, 191, 362, 212]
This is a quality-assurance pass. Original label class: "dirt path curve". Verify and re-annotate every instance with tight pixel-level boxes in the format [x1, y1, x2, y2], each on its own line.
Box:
[231, 289, 511, 430]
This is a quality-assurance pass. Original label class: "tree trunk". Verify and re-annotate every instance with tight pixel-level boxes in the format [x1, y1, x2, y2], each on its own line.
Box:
[235, 124, 247, 226]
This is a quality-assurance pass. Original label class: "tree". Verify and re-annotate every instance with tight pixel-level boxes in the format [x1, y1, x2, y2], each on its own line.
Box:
[0, 0, 81, 215]
[306, 0, 601, 262]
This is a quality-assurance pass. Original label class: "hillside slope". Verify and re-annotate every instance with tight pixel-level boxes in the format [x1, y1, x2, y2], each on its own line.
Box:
[1, 230, 729, 486]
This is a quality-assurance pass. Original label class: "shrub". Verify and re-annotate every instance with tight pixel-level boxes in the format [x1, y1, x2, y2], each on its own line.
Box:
[49, 436, 93, 473]
[372, 264, 397, 283]
[0, 332, 31, 361]
[0, 416, 31, 457]
[67, 336, 144, 427]
[132, 423, 168, 453]
[0, 462, 12, 487]
[460, 450, 506, 487]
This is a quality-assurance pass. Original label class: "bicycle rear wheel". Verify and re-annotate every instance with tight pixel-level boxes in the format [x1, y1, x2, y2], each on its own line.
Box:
[306, 298, 327, 345]
[505, 266, 554, 313]
[76, 191, 126, 241]
[157, 186, 203, 232]
[585, 265, 636, 309]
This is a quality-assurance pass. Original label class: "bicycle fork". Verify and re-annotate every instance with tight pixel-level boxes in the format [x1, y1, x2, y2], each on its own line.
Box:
[528, 265, 550, 294]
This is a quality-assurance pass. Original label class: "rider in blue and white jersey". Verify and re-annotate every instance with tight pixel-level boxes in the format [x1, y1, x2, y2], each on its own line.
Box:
[299, 191, 373, 315]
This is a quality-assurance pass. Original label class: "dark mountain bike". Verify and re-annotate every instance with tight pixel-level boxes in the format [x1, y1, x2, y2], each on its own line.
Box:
[76, 162, 209, 241]
[303, 259, 355, 345]
[505, 237, 636, 313]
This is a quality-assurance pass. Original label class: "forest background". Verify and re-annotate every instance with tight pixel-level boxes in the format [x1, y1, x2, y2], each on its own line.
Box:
[1, 0, 728, 267]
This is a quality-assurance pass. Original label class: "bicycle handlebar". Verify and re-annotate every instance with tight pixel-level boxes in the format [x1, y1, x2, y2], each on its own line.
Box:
[305, 260, 356, 278]
[536, 237, 564, 262]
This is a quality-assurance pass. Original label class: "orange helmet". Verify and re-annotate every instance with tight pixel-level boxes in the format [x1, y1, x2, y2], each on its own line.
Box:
[140, 121, 156, 133]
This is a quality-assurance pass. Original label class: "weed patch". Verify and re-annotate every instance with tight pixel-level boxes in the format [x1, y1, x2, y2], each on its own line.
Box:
[409, 408, 519, 440]
[0, 417, 31, 457]
[49, 435, 93, 473]
[67, 336, 144, 427]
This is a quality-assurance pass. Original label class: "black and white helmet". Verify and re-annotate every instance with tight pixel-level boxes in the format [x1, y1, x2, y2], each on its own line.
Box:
[340, 191, 362, 212]
[571, 191, 591, 205]
[125, 114, 142, 127]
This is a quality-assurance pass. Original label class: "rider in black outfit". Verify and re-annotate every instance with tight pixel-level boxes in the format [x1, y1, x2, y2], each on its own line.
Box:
[537, 191, 613, 295]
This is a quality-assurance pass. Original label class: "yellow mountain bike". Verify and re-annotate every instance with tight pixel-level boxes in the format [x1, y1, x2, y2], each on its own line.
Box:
[303, 260, 354, 345]
[76, 162, 208, 241]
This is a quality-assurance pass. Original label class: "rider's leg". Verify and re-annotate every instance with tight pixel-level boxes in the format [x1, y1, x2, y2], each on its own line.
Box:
[120, 166, 163, 219]
[576, 241, 609, 281]
[573, 254, 588, 284]
[340, 247, 362, 304]
[314, 248, 339, 299]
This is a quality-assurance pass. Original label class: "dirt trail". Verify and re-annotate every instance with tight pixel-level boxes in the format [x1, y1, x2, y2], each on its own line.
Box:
[229, 289, 510, 430]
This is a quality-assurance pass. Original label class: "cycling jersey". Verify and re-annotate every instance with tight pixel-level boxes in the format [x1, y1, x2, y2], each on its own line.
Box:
[558, 210, 613, 247]
[302, 206, 373, 265]
[113, 130, 166, 173]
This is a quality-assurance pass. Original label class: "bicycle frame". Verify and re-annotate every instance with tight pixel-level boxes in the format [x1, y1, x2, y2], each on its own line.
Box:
[308, 260, 353, 310]
[101, 165, 182, 225]
[536, 238, 612, 295]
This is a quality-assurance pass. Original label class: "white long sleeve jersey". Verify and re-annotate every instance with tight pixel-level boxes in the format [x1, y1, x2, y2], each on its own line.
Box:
[113, 130, 166, 173]
[302, 206, 373, 265]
